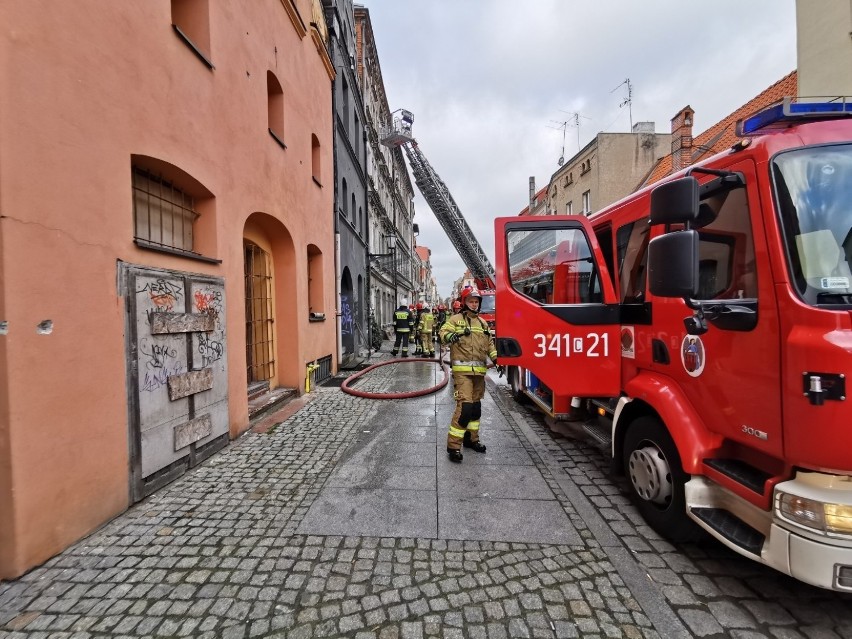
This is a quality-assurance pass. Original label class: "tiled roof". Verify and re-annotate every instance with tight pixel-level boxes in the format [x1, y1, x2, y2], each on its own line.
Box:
[639, 70, 798, 188]
[518, 186, 549, 216]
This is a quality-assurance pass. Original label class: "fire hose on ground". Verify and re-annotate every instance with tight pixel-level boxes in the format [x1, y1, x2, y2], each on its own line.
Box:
[340, 344, 451, 399]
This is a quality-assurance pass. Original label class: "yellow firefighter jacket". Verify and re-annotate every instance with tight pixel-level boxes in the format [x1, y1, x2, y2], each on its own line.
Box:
[439, 311, 498, 375]
[418, 311, 435, 334]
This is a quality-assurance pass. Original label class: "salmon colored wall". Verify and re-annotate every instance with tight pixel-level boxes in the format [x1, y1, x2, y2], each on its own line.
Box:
[0, 1, 335, 578]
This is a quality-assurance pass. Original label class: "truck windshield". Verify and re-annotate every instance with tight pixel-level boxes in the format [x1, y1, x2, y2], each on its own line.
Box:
[772, 144, 852, 306]
[480, 293, 496, 314]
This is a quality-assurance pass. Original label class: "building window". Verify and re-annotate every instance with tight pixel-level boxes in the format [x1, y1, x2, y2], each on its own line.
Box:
[582, 190, 591, 214]
[566, 201, 573, 215]
[353, 113, 360, 158]
[342, 178, 349, 220]
[244, 241, 275, 383]
[311, 134, 322, 185]
[342, 77, 350, 136]
[132, 167, 198, 252]
[267, 71, 285, 148]
[308, 244, 325, 317]
[351, 193, 357, 227]
[170, 0, 213, 69]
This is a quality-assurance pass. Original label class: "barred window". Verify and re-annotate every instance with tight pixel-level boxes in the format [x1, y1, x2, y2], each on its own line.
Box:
[132, 167, 199, 252]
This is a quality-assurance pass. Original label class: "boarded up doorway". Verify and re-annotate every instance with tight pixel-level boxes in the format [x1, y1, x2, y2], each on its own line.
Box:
[123, 263, 229, 502]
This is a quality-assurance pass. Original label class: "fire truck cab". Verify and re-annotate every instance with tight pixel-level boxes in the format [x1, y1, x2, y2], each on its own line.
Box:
[494, 98, 852, 591]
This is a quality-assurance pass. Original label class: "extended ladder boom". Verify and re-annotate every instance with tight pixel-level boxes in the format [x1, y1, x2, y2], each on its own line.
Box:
[381, 110, 495, 290]
[404, 142, 495, 288]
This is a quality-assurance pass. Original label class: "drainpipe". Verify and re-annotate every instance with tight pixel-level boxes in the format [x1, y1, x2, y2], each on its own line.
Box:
[326, 19, 342, 371]
[335, 232, 342, 365]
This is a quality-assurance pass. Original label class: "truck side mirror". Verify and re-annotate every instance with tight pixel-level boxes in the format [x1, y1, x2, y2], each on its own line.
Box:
[650, 177, 700, 225]
[648, 230, 699, 298]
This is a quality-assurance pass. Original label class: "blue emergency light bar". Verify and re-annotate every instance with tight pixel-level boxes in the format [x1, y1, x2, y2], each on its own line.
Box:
[736, 97, 852, 136]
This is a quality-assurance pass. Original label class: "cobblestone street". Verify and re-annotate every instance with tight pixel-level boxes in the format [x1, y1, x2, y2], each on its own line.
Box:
[1, 356, 851, 638]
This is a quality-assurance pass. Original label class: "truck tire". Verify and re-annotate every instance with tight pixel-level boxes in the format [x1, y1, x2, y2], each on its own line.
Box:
[622, 416, 702, 543]
[509, 366, 530, 404]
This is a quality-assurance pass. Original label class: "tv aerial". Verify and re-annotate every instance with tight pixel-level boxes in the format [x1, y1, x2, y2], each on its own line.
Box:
[548, 111, 590, 166]
[612, 78, 633, 130]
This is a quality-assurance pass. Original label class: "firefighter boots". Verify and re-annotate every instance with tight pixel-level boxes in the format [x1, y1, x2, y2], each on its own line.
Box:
[447, 448, 463, 463]
[463, 431, 486, 453]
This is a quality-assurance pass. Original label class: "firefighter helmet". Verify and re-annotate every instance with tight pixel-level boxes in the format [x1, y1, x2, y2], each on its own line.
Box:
[438, 304, 446, 311]
[416, 302, 424, 310]
[460, 287, 482, 314]
[452, 300, 462, 312]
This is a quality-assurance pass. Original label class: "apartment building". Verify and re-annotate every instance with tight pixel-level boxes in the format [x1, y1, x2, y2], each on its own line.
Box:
[354, 6, 418, 327]
[0, 0, 336, 579]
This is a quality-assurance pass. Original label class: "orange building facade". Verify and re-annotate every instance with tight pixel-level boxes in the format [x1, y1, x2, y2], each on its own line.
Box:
[0, 1, 337, 578]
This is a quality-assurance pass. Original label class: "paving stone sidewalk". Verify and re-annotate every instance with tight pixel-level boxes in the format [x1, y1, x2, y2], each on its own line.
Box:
[1, 352, 850, 638]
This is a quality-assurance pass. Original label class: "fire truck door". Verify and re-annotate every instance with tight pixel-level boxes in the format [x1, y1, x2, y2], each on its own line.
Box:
[657, 159, 783, 458]
[495, 216, 621, 396]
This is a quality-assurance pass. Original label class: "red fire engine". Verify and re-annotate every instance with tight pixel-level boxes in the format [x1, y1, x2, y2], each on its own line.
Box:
[495, 98, 852, 591]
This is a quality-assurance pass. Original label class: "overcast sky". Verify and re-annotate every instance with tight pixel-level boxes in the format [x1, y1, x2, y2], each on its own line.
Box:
[360, 0, 798, 297]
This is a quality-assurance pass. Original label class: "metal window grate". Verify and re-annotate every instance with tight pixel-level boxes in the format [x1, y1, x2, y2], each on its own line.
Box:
[244, 241, 276, 383]
[315, 354, 332, 384]
[132, 167, 199, 251]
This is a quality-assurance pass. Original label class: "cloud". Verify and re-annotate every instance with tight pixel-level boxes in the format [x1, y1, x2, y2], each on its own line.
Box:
[362, 0, 797, 295]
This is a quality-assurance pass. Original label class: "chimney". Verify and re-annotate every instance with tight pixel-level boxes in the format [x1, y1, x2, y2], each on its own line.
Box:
[528, 177, 535, 215]
[670, 106, 694, 172]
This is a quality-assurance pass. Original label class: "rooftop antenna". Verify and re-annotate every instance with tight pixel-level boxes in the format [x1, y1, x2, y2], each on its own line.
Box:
[560, 111, 591, 150]
[612, 78, 633, 130]
[546, 119, 569, 166]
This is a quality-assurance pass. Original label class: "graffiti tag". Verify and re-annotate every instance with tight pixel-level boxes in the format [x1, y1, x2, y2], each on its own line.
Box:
[341, 296, 354, 336]
[137, 279, 183, 312]
[198, 333, 224, 367]
[139, 338, 178, 370]
[141, 362, 184, 392]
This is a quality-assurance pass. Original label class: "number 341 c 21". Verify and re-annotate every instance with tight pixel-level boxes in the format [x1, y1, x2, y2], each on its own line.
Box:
[532, 333, 609, 358]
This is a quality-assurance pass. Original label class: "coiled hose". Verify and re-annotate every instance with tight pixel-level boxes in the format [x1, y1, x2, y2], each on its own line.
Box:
[341, 351, 450, 399]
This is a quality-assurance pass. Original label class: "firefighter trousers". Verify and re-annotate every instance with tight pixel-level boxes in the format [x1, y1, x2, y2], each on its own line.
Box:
[421, 332, 434, 356]
[447, 373, 484, 450]
[392, 331, 409, 356]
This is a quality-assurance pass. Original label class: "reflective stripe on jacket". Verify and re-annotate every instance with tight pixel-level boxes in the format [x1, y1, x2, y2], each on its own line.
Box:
[394, 309, 411, 332]
[439, 312, 498, 375]
[451, 359, 488, 374]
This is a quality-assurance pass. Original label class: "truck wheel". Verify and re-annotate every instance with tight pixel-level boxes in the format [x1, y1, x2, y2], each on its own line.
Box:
[622, 416, 702, 542]
[509, 367, 529, 404]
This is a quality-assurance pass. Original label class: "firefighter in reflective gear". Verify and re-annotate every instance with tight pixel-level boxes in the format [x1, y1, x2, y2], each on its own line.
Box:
[392, 301, 412, 357]
[418, 306, 435, 357]
[409, 304, 421, 354]
[439, 288, 498, 462]
[435, 304, 447, 344]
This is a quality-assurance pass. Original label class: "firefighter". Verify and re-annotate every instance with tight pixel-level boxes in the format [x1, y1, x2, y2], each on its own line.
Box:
[435, 304, 447, 329]
[418, 305, 435, 357]
[409, 304, 421, 355]
[439, 288, 502, 462]
[391, 300, 412, 357]
[434, 304, 447, 353]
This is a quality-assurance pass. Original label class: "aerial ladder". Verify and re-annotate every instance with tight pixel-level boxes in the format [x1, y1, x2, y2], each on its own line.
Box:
[381, 110, 497, 326]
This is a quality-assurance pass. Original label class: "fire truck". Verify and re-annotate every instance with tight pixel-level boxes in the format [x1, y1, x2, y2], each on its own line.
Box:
[494, 97, 852, 592]
[382, 110, 496, 331]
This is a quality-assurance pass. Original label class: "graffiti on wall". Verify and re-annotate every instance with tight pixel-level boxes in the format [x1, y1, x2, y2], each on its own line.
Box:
[193, 286, 225, 368]
[137, 279, 182, 311]
[137, 278, 184, 392]
[341, 294, 354, 336]
[139, 337, 184, 392]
